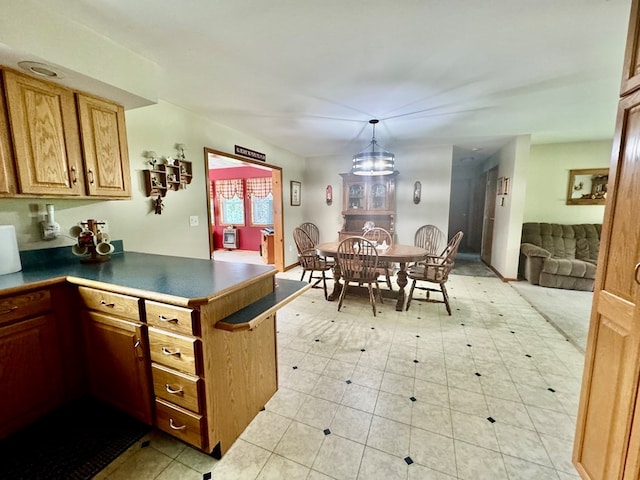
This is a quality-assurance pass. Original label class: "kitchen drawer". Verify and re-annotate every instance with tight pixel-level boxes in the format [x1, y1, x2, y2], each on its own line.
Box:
[77, 286, 140, 319]
[148, 327, 199, 375]
[152, 363, 202, 413]
[0, 290, 51, 326]
[156, 398, 205, 449]
[145, 300, 199, 336]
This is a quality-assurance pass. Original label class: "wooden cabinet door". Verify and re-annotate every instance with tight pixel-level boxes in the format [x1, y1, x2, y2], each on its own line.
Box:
[573, 89, 640, 480]
[76, 93, 131, 198]
[3, 70, 83, 196]
[82, 311, 153, 424]
[0, 73, 17, 196]
[0, 314, 64, 438]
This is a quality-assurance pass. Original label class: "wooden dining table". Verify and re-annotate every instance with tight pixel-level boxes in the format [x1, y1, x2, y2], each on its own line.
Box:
[315, 241, 429, 311]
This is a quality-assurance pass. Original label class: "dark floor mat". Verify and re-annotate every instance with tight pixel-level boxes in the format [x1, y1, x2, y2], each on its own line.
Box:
[452, 253, 496, 277]
[0, 397, 151, 480]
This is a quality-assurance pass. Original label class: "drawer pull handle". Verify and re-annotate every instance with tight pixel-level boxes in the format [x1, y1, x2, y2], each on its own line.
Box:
[161, 347, 181, 357]
[169, 419, 187, 431]
[635, 263, 640, 285]
[0, 306, 19, 315]
[165, 384, 184, 395]
[100, 300, 116, 308]
[159, 315, 179, 323]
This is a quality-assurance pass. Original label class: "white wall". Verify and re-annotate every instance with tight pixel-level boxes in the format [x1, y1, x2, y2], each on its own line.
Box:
[0, 100, 307, 266]
[302, 145, 453, 246]
[524, 140, 611, 224]
[486, 135, 530, 279]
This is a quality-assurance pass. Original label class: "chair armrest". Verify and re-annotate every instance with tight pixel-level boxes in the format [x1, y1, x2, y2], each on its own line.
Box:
[520, 243, 551, 259]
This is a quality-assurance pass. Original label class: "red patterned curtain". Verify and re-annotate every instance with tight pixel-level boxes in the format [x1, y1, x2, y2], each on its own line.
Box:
[215, 179, 244, 199]
[246, 177, 272, 199]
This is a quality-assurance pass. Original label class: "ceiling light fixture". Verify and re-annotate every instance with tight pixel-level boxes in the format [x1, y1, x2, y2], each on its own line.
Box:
[351, 119, 395, 176]
[17, 61, 65, 79]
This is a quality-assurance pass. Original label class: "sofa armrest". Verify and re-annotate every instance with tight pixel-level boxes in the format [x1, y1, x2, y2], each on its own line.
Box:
[521, 243, 552, 259]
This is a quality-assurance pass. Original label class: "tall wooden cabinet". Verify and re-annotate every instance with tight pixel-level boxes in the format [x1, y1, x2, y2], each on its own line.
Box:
[573, 2, 640, 479]
[339, 171, 398, 240]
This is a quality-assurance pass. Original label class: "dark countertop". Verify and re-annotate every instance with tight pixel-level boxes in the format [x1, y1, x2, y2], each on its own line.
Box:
[0, 251, 278, 306]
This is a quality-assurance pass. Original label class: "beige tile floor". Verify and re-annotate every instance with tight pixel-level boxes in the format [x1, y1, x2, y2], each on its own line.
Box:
[96, 264, 584, 479]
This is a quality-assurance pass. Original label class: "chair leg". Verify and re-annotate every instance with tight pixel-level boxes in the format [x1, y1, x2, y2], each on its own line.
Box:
[322, 270, 328, 300]
[441, 283, 452, 315]
[367, 283, 377, 317]
[337, 282, 348, 312]
[407, 279, 417, 310]
[385, 272, 393, 290]
[300, 269, 306, 282]
[375, 281, 384, 304]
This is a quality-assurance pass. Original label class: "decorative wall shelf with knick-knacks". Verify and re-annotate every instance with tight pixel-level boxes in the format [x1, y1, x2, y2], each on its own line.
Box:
[143, 145, 193, 197]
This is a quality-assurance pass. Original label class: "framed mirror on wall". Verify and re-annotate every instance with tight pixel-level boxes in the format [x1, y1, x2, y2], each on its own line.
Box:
[566, 168, 609, 205]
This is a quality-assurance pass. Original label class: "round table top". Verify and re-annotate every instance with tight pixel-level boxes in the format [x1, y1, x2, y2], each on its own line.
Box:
[315, 241, 429, 263]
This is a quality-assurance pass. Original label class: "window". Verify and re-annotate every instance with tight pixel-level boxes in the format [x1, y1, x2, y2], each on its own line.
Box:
[215, 179, 245, 226]
[247, 177, 273, 226]
[251, 192, 273, 226]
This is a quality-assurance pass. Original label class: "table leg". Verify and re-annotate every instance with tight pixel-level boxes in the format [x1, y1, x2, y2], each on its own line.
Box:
[327, 262, 343, 301]
[395, 262, 408, 311]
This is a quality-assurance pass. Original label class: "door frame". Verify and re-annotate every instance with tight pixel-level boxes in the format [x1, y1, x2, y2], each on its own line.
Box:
[203, 147, 284, 272]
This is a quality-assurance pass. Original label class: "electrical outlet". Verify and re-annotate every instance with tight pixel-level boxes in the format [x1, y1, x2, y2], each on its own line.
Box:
[189, 216, 199, 227]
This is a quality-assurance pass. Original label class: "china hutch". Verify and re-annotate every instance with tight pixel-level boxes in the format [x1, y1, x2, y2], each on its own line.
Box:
[338, 171, 398, 240]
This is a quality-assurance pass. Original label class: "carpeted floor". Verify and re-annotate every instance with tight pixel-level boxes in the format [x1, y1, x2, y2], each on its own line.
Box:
[0, 397, 151, 480]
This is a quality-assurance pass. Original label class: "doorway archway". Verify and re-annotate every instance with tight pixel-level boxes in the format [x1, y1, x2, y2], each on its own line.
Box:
[204, 147, 284, 272]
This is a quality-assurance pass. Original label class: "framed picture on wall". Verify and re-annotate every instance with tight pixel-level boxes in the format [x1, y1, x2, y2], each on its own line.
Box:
[291, 181, 301, 206]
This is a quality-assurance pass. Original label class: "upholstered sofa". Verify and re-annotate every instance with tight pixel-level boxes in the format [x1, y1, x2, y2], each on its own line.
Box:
[519, 223, 601, 291]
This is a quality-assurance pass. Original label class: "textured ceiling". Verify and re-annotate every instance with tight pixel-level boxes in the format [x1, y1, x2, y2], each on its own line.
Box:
[8, 0, 634, 162]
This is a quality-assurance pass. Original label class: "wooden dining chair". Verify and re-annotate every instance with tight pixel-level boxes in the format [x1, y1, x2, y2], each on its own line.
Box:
[414, 224, 447, 256]
[406, 231, 464, 315]
[293, 227, 331, 299]
[299, 222, 320, 245]
[362, 227, 395, 289]
[336, 237, 384, 317]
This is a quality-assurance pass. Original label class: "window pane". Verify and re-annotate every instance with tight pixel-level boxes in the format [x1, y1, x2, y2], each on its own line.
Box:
[251, 193, 273, 226]
[220, 194, 245, 225]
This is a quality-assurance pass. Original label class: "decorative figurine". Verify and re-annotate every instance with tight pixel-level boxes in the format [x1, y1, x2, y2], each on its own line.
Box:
[154, 195, 164, 215]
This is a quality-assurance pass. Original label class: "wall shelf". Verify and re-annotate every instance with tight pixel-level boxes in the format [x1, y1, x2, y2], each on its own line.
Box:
[144, 158, 193, 197]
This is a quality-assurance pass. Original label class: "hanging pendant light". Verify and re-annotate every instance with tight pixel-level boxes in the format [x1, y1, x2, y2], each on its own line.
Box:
[351, 119, 395, 176]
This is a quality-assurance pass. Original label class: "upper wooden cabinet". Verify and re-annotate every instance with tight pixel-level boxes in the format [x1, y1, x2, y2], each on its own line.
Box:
[621, 0, 640, 96]
[77, 93, 131, 197]
[3, 69, 84, 196]
[0, 74, 17, 196]
[1, 68, 131, 199]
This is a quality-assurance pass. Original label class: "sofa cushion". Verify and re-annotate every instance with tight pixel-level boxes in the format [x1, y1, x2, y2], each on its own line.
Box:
[541, 257, 597, 279]
[521, 223, 601, 261]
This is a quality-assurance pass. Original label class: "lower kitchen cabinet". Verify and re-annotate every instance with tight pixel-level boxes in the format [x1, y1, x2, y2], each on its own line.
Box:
[0, 295, 64, 438]
[77, 285, 153, 424]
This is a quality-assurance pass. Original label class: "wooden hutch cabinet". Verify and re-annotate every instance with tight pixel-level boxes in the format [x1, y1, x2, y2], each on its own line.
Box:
[339, 171, 398, 240]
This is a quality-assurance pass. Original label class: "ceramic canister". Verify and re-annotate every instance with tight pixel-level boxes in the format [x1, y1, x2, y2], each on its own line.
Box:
[0, 225, 22, 275]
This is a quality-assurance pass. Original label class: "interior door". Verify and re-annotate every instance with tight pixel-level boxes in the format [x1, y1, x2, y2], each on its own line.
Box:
[481, 167, 498, 265]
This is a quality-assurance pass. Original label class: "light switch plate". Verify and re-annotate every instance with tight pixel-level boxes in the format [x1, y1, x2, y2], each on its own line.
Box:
[189, 215, 199, 227]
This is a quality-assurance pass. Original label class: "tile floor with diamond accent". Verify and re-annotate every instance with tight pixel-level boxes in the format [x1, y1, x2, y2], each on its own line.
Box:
[95, 266, 584, 479]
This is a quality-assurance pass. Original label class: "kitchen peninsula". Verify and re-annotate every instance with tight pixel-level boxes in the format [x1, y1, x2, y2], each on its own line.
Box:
[0, 247, 308, 457]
